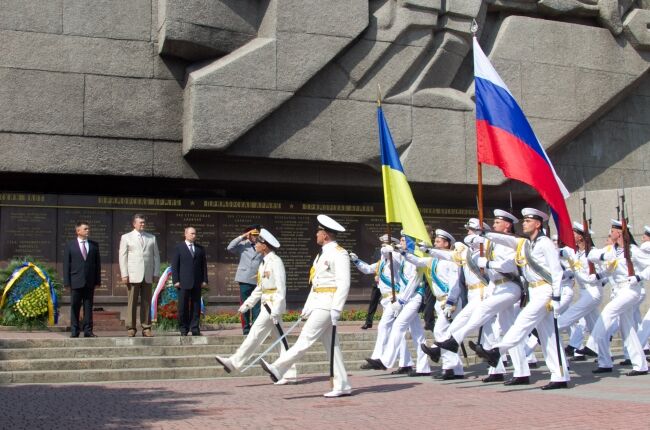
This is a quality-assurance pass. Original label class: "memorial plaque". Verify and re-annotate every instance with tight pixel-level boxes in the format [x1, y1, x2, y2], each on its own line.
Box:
[165, 211, 219, 295]
[0, 206, 57, 263]
[56, 208, 113, 295]
[111, 211, 167, 296]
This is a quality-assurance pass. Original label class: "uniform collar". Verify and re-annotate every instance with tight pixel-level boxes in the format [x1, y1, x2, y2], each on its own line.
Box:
[263, 251, 275, 262]
[322, 241, 337, 251]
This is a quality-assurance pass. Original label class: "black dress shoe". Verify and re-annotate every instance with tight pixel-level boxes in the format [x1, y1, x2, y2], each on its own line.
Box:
[390, 366, 413, 375]
[575, 346, 597, 357]
[504, 376, 530, 386]
[592, 367, 613, 374]
[83, 333, 98, 338]
[644, 348, 650, 356]
[360, 362, 374, 370]
[626, 370, 648, 376]
[442, 370, 464, 380]
[570, 355, 587, 362]
[528, 362, 538, 369]
[421, 343, 441, 363]
[618, 359, 632, 366]
[482, 374, 505, 383]
[540, 381, 568, 390]
[191, 331, 201, 336]
[434, 337, 459, 353]
[361, 323, 372, 330]
[474, 344, 501, 368]
[70, 333, 79, 338]
[365, 358, 387, 370]
[407, 370, 432, 377]
[180, 332, 188, 337]
[564, 345, 575, 356]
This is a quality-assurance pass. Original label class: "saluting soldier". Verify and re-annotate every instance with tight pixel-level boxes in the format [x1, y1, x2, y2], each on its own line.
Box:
[215, 228, 297, 384]
[473, 208, 570, 390]
[260, 215, 352, 397]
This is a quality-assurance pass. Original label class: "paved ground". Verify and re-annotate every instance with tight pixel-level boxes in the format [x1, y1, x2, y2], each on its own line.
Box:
[1, 327, 649, 429]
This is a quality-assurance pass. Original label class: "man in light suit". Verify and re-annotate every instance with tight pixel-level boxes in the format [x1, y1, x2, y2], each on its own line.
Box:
[63, 221, 101, 338]
[119, 214, 160, 337]
[172, 226, 208, 336]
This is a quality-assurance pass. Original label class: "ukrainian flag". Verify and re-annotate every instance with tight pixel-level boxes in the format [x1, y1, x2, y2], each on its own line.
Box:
[378, 106, 431, 245]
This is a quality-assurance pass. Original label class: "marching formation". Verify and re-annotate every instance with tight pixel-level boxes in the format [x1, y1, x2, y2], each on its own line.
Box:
[213, 208, 650, 397]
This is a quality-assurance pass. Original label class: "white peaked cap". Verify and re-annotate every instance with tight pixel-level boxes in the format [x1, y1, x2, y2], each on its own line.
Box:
[464, 218, 491, 231]
[494, 209, 518, 224]
[317, 214, 345, 233]
[258, 228, 280, 249]
[522, 208, 548, 222]
[379, 234, 400, 244]
[644, 225, 650, 235]
[572, 221, 594, 236]
[435, 229, 455, 244]
[611, 219, 632, 230]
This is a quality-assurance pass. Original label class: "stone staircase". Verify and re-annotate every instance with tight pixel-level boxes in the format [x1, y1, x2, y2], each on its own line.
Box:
[0, 331, 624, 384]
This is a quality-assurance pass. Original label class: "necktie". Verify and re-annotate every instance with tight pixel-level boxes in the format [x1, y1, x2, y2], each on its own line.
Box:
[189, 243, 195, 256]
[139, 234, 144, 247]
[80, 241, 87, 260]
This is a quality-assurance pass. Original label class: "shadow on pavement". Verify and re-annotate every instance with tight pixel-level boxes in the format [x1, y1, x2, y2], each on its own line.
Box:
[0, 384, 206, 429]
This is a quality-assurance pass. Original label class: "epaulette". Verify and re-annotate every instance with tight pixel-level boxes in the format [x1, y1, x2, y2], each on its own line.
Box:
[335, 245, 346, 252]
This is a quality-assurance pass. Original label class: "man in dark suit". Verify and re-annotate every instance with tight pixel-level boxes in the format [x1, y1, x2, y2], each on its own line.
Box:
[172, 226, 208, 336]
[63, 221, 101, 338]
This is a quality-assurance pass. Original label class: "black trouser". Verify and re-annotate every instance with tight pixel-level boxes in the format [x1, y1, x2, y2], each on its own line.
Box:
[70, 286, 94, 336]
[178, 286, 202, 334]
[422, 288, 436, 331]
[365, 287, 382, 325]
[239, 282, 260, 334]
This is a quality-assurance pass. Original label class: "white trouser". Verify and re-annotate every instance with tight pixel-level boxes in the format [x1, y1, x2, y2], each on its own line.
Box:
[381, 296, 430, 373]
[229, 306, 297, 379]
[568, 318, 587, 351]
[637, 306, 650, 347]
[433, 299, 463, 374]
[482, 315, 507, 375]
[495, 284, 569, 382]
[591, 284, 648, 371]
[558, 283, 574, 314]
[272, 309, 351, 391]
[558, 285, 603, 331]
[372, 301, 413, 367]
[451, 282, 529, 377]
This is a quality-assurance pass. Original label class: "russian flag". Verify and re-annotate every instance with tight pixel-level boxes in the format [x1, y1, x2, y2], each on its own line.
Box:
[473, 37, 575, 249]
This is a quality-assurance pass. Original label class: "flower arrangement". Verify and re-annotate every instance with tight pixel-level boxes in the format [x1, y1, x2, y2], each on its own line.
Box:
[0, 258, 62, 329]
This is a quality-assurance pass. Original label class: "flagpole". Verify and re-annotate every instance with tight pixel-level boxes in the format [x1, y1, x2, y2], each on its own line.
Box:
[471, 20, 485, 259]
[378, 84, 397, 303]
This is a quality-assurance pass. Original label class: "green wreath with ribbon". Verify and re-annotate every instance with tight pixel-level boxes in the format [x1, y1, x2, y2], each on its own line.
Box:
[0, 259, 62, 327]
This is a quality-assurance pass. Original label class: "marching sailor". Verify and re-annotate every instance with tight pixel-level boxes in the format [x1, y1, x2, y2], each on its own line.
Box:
[351, 235, 414, 374]
[389, 229, 462, 379]
[588, 220, 649, 376]
[215, 229, 297, 384]
[473, 208, 570, 389]
[260, 215, 353, 397]
[365, 232, 433, 376]
[432, 210, 531, 385]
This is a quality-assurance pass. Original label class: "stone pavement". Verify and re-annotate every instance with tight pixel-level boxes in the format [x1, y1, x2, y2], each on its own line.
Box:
[1, 354, 649, 430]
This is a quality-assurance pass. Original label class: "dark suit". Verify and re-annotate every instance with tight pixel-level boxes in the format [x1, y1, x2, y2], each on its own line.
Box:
[171, 242, 208, 335]
[63, 239, 101, 336]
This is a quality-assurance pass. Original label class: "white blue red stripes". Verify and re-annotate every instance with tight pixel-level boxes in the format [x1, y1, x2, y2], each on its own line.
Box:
[473, 37, 575, 249]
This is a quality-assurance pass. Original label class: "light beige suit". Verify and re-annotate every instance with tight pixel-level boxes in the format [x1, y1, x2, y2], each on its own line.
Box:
[119, 230, 161, 331]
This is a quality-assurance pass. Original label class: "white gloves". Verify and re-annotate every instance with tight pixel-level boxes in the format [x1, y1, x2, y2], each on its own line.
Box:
[464, 234, 485, 246]
[300, 306, 312, 320]
[381, 244, 394, 256]
[628, 275, 641, 285]
[238, 303, 250, 314]
[418, 242, 429, 253]
[391, 300, 403, 317]
[349, 252, 359, 263]
[550, 300, 561, 318]
[477, 257, 488, 269]
[443, 305, 456, 320]
[271, 311, 281, 325]
[330, 309, 341, 326]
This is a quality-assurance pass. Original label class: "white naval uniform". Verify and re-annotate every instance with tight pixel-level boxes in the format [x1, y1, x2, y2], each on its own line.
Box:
[556, 247, 603, 351]
[635, 263, 650, 346]
[353, 257, 413, 367]
[587, 244, 649, 371]
[485, 232, 570, 383]
[448, 239, 530, 378]
[378, 251, 431, 373]
[405, 251, 462, 375]
[228, 252, 297, 379]
[270, 241, 352, 391]
[426, 244, 505, 376]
